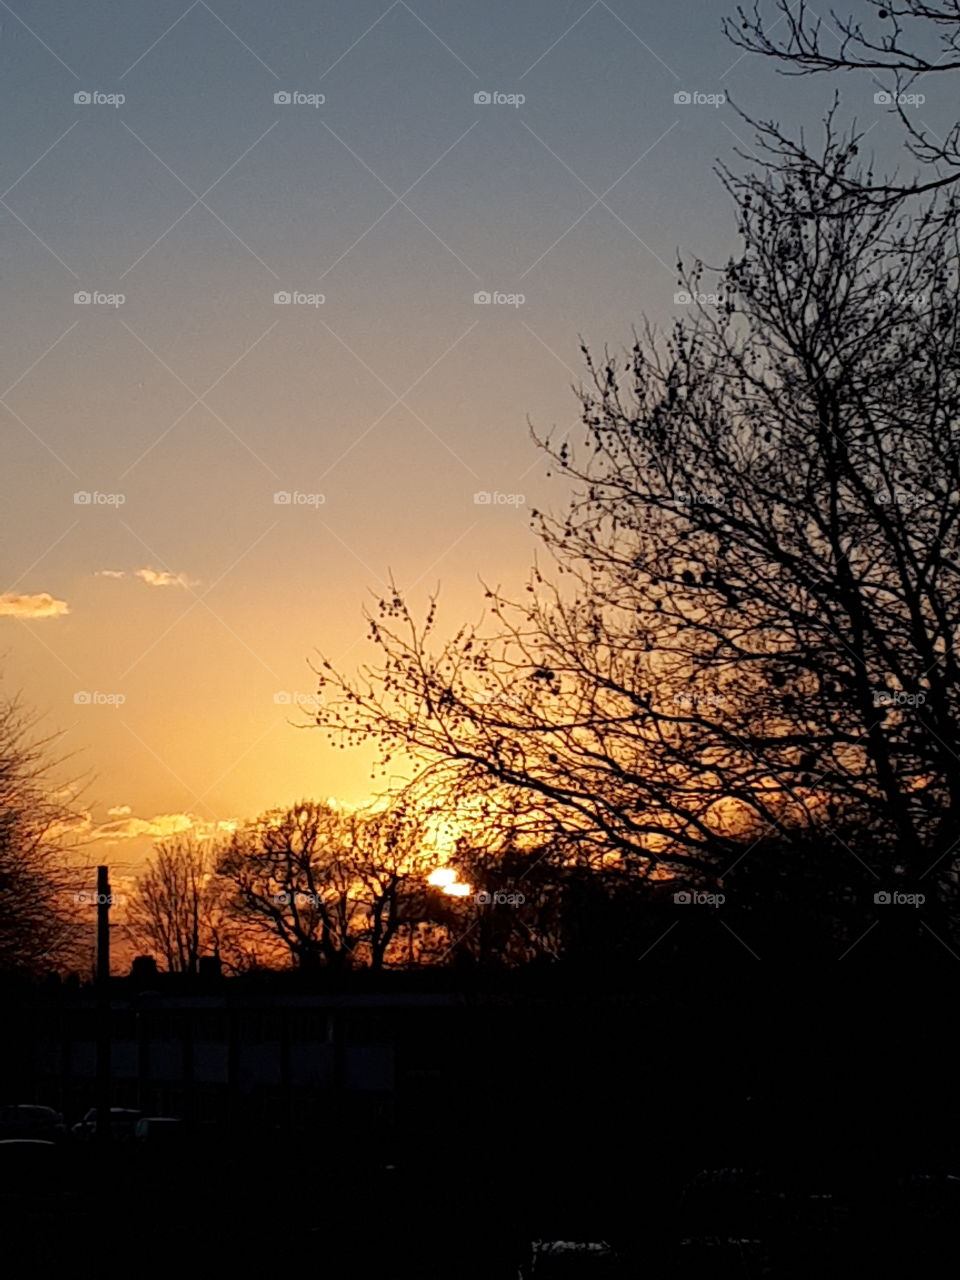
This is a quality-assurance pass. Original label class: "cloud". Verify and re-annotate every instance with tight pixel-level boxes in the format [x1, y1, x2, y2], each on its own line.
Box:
[89, 812, 195, 843]
[95, 567, 198, 588]
[0, 591, 69, 619]
[135, 567, 197, 589]
[58, 811, 239, 863]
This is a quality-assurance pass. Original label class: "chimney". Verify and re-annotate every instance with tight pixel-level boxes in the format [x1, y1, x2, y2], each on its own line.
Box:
[95, 865, 111, 1143]
[96, 865, 111, 981]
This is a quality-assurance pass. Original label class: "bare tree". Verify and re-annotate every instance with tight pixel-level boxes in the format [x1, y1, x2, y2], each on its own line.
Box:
[348, 803, 435, 969]
[725, 1, 960, 206]
[316, 132, 960, 929]
[127, 835, 220, 975]
[0, 692, 87, 974]
[216, 800, 434, 971]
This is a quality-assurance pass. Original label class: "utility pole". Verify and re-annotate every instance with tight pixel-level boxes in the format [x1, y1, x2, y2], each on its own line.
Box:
[95, 866, 111, 1144]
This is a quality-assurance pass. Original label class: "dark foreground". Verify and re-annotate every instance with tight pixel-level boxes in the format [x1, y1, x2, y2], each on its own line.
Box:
[1, 1137, 957, 1277]
[2, 962, 958, 1276]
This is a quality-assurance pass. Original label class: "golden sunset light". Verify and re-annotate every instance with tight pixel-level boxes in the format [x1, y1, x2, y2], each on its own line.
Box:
[4, 1, 960, 1270]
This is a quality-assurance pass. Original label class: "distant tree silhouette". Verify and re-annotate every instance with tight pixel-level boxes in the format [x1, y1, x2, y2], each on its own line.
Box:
[216, 800, 434, 971]
[0, 691, 86, 974]
[127, 835, 221, 976]
[316, 121, 960, 941]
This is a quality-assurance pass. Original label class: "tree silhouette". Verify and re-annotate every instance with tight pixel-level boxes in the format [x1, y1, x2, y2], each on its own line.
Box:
[316, 124, 960, 939]
[726, 2, 960, 207]
[216, 800, 433, 971]
[127, 835, 219, 976]
[0, 691, 86, 975]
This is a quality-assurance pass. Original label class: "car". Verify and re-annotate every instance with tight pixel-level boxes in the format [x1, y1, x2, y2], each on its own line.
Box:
[523, 1240, 622, 1277]
[134, 1117, 183, 1144]
[0, 1104, 65, 1141]
[71, 1107, 141, 1142]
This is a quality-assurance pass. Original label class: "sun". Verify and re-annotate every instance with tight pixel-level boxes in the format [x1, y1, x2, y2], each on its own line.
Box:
[426, 866, 472, 896]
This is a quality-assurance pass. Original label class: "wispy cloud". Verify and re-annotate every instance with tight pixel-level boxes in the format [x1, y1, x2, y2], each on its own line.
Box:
[95, 566, 197, 588]
[90, 812, 195, 842]
[0, 591, 69, 619]
[135, 567, 197, 588]
[106, 804, 132, 817]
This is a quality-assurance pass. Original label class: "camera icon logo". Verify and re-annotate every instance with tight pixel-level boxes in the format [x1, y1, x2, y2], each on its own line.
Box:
[473, 491, 492, 504]
[474, 91, 491, 105]
[674, 290, 692, 305]
[673, 890, 692, 904]
[273, 691, 292, 704]
[874, 91, 892, 105]
[274, 91, 292, 105]
[74, 91, 91, 105]
[273, 491, 292, 505]
[474, 291, 491, 305]
[274, 291, 291, 305]
[874, 891, 892, 905]
[273, 892, 291, 906]
[674, 91, 692, 105]
[74, 291, 91, 305]
[74, 691, 92, 705]
[73, 491, 92, 504]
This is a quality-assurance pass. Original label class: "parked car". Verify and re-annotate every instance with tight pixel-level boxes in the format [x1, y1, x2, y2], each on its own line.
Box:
[71, 1107, 141, 1142]
[524, 1240, 622, 1276]
[0, 1104, 65, 1141]
[134, 1117, 183, 1144]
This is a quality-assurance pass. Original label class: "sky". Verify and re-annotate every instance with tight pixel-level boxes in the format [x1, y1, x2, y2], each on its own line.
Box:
[0, 0, 947, 871]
